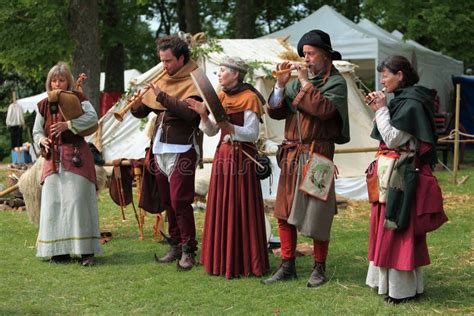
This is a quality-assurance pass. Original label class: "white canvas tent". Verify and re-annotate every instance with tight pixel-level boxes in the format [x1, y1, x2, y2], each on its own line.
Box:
[90, 38, 377, 200]
[16, 69, 142, 113]
[357, 19, 463, 110]
[263, 5, 463, 111]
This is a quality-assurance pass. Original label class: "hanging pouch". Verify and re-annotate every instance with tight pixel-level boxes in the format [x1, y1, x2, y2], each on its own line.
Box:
[365, 159, 378, 203]
[299, 144, 335, 202]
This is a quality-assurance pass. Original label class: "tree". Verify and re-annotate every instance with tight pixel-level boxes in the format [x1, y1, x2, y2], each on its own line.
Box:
[0, 1, 72, 85]
[362, 0, 474, 67]
[100, 1, 157, 93]
[177, 0, 201, 34]
[234, 0, 257, 38]
[102, 0, 125, 93]
[66, 0, 101, 112]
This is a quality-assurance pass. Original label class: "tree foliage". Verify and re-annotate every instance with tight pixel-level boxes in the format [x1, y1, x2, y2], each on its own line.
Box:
[0, 0, 72, 102]
[362, 0, 474, 66]
[0, 0, 472, 107]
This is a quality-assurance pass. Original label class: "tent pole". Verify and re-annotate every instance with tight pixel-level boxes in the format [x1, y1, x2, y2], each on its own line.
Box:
[453, 83, 461, 184]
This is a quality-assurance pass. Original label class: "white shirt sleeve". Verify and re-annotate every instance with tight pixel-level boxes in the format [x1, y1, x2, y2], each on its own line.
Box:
[233, 110, 259, 142]
[268, 85, 285, 108]
[375, 106, 413, 149]
[199, 113, 220, 136]
[32, 111, 46, 145]
[68, 101, 98, 135]
[199, 110, 259, 142]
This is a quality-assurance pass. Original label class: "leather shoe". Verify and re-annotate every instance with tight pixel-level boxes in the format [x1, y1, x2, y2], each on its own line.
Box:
[307, 262, 327, 287]
[177, 252, 195, 271]
[155, 246, 181, 263]
[262, 258, 297, 285]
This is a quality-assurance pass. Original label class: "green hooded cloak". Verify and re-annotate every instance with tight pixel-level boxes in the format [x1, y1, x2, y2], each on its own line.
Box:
[284, 66, 350, 145]
[371, 85, 437, 164]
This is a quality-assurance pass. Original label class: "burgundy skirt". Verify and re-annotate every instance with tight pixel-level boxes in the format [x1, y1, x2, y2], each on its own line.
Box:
[200, 142, 269, 279]
[367, 164, 440, 271]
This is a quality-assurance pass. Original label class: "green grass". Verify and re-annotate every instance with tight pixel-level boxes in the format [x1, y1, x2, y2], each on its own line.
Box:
[0, 153, 473, 314]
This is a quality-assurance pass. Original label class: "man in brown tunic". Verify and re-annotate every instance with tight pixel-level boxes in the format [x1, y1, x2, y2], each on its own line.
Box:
[263, 30, 350, 287]
[131, 36, 202, 270]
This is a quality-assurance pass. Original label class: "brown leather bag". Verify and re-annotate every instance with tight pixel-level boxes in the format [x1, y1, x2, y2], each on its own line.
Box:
[47, 89, 98, 136]
[109, 159, 134, 206]
[366, 160, 379, 203]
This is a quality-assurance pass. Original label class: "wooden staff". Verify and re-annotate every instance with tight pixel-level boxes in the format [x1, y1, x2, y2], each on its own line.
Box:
[0, 184, 19, 198]
[133, 166, 145, 240]
[453, 83, 461, 184]
[153, 214, 165, 241]
[112, 166, 127, 220]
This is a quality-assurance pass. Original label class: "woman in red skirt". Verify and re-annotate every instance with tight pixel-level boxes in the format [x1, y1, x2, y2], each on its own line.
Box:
[365, 55, 447, 303]
[187, 56, 269, 279]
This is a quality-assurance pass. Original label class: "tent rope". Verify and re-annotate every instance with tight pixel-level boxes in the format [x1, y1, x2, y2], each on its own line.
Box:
[438, 129, 474, 141]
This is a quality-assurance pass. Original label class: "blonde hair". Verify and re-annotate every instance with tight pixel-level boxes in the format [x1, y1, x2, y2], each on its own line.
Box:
[45, 62, 74, 91]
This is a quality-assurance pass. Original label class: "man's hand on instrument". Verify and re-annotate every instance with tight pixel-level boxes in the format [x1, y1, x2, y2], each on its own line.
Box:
[275, 62, 292, 88]
[146, 82, 162, 96]
[218, 120, 234, 136]
[296, 63, 309, 86]
[50, 121, 69, 137]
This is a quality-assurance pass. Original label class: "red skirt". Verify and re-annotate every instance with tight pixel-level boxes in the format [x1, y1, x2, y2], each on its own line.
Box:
[200, 142, 269, 279]
[368, 201, 430, 270]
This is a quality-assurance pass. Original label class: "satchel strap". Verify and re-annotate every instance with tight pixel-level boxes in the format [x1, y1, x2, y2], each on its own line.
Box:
[296, 110, 303, 144]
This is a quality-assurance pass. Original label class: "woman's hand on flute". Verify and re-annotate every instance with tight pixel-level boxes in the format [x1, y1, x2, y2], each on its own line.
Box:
[365, 88, 386, 112]
[275, 62, 292, 88]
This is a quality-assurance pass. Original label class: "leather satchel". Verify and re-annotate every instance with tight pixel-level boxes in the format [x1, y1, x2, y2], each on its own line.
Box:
[365, 160, 379, 203]
[299, 151, 335, 201]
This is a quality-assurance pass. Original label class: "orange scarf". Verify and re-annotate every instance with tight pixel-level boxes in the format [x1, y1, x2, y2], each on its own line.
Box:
[218, 89, 264, 118]
[141, 59, 200, 110]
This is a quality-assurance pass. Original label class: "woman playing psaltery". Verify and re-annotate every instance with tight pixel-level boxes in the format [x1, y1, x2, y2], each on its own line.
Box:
[33, 62, 101, 266]
[186, 56, 269, 279]
[365, 55, 447, 303]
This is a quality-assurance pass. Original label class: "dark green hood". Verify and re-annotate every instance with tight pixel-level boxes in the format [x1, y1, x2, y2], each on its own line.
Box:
[371, 85, 437, 164]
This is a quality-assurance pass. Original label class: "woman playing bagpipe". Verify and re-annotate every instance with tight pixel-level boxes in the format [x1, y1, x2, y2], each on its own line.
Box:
[33, 62, 101, 266]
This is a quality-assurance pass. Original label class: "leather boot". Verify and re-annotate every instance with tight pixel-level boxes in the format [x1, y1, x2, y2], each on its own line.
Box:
[154, 245, 181, 263]
[261, 258, 297, 285]
[307, 262, 327, 287]
[177, 252, 195, 271]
